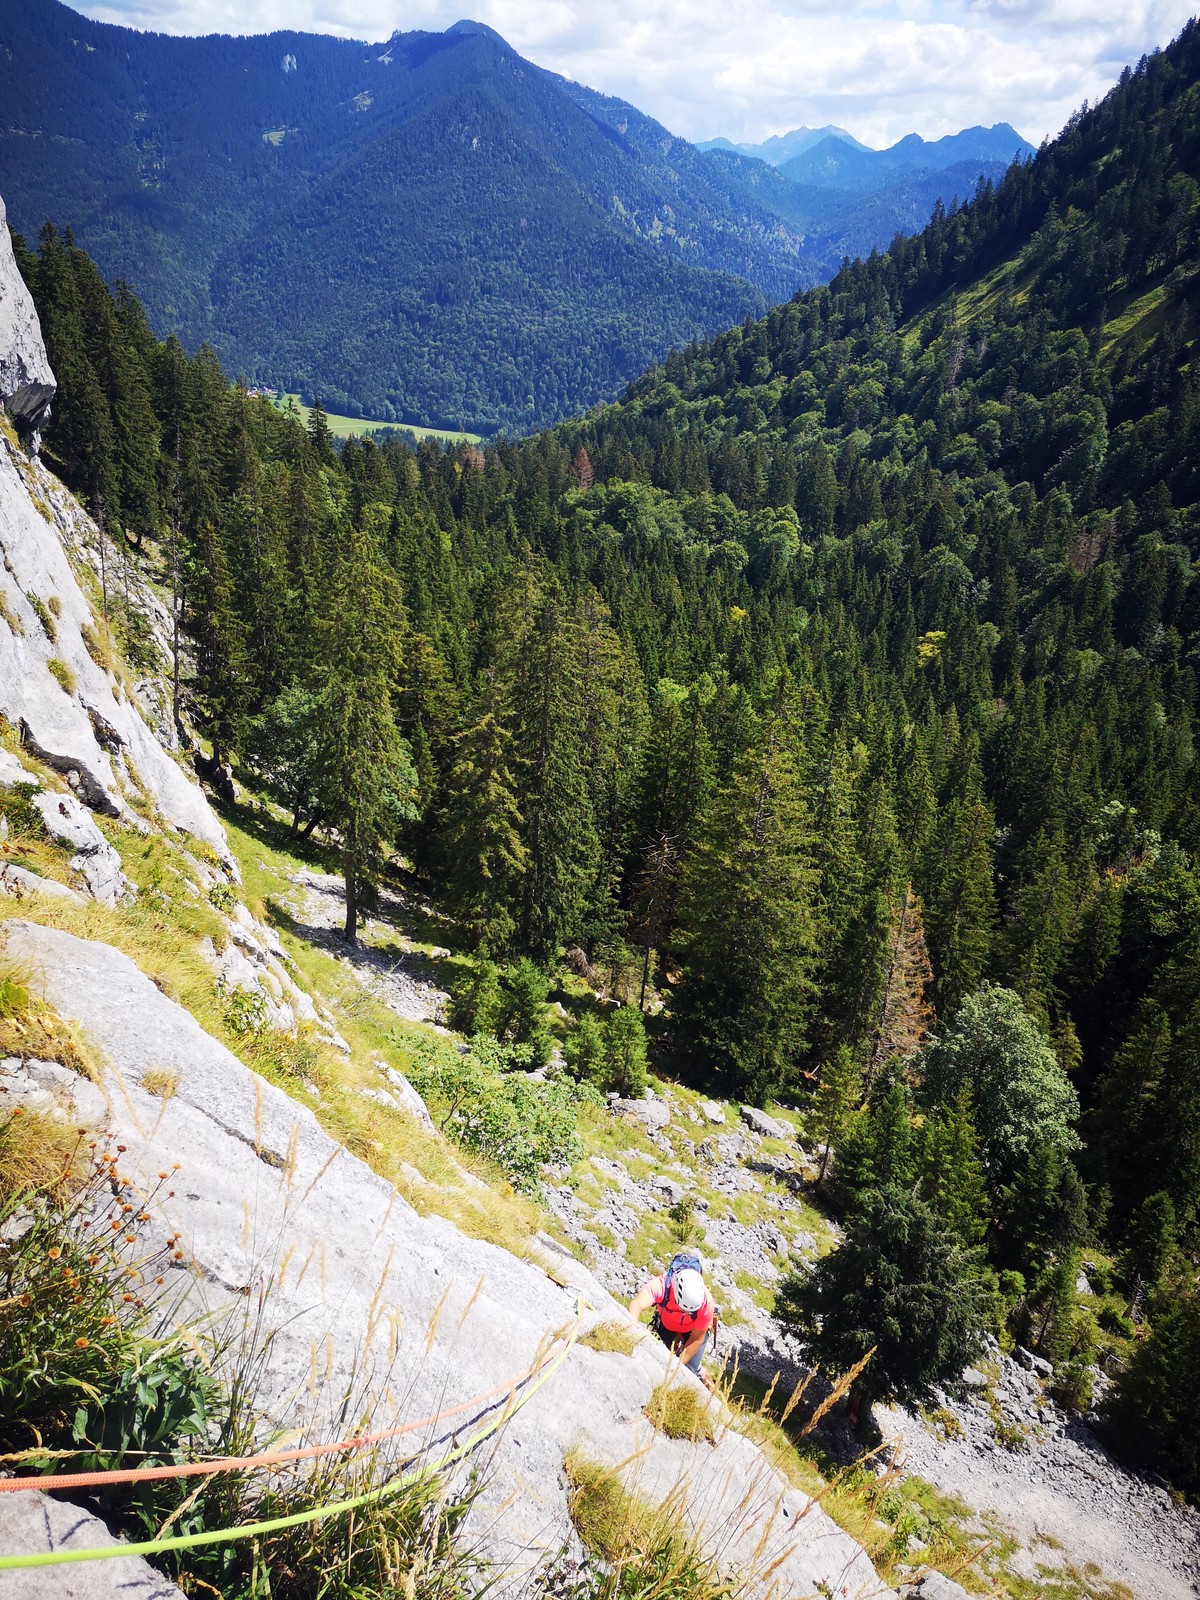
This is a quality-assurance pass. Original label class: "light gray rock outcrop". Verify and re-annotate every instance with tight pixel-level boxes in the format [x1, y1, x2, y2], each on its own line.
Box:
[0, 919, 893, 1600]
[380, 1061, 436, 1129]
[0, 747, 37, 785]
[740, 1104, 788, 1140]
[0, 1491, 185, 1600]
[611, 1088, 671, 1132]
[32, 789, 129, 905]
[0, 195, 55, 445]
[0, 862, 82, 903]
[906, 1574, 972, 1600]
[0, 376, 230, 862]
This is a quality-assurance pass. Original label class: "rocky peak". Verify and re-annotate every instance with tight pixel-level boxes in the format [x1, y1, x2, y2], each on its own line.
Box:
[0, 195, 55, 448]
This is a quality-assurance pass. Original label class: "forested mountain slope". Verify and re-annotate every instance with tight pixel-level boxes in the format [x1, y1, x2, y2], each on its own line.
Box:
[0, 0, 1036, 435]
[10, 20, 1200, 1500]
[0, 0, 814, 432]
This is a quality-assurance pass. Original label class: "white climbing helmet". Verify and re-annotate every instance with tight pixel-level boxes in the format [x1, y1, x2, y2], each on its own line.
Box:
[673, 1267, 705, 1314]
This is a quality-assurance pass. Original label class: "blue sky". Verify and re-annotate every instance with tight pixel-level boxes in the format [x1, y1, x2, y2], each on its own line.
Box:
[77, 0, 1199, 147]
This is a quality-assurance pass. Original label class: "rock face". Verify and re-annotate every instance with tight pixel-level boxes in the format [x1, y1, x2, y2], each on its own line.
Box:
[0, 919, 893, 1600]
[906, 1575, 972, 1600]
[0, 424, 231, 863]
[0, 195, 55, 445]
[0, 1490, 185, 1600]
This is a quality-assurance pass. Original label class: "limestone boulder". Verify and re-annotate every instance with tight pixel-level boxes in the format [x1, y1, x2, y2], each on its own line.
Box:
[0, 1491, 185, 1600]
[0, 919, 894, 1600]
[740, 1104, 788, 1140]
[0, 195, 55, 444]
[32, 789, 129, 905]
[381, 1062, 436, 1129]
[612, 1089, 671, 1132]
[905, 1572, 973, 1599]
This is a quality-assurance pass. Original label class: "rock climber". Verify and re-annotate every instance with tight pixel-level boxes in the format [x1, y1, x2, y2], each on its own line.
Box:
[627, 1250, 717, 1391]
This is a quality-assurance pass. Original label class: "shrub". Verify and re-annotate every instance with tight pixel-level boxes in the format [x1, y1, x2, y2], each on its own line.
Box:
[220, 980, 269, 1036]
[1099, 1304, 1135, 1339]
[208, 881, 237, 913]
[47, 657, 77, 695]
[0, 1123, 215, 1476]
[407, 1036, 583, 1191]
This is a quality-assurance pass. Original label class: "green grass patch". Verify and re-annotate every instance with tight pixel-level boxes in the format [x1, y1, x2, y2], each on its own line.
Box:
[46, 657, 76, 695]
[275, 393, 482, 445]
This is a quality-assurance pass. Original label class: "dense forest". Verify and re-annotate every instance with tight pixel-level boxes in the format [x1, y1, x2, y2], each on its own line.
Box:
[11, 18, 1200, 1493]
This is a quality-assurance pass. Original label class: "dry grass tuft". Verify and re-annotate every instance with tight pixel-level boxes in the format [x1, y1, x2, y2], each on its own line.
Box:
[0, 1107, 84, 1205]
[645, 1379, 719, 1444]
[580, 1320, 642, 1358]
[564, 1450, 731, 1598]
[0, 960, 103, 1081]
[80, 621, 118, 674]
[140, 1067, 179, 1100]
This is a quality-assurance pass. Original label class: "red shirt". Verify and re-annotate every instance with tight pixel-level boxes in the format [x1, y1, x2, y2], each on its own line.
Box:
[648, 1273, 715, 1336]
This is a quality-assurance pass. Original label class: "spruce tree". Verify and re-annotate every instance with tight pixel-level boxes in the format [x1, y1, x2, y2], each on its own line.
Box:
[673, 692, 820, 1103]
[604, 1006, 649, 1098]
[919, 1087, 989, 1245]
[776, 1185, 992, 1408]
[439, 704, 527, 954]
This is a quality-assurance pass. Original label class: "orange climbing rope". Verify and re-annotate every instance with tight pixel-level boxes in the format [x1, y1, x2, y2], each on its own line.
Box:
[0, 1308, 582, 1496]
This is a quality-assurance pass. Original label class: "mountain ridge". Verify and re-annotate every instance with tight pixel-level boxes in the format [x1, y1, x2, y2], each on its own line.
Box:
[0, 0, 1036, 434]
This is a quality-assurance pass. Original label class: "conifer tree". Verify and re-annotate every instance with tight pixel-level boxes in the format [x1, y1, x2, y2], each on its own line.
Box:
[439, 703, 527, 953]
[291, 516, 417, 939]
[815, 1044, 863, 1186]
[673, 691, 820, 1103]
[496, 959, 552, 1068]
[919, 1087, 989, 1245]
[923, 751, 997, 1016]
[836, 1071, 916, 1197]
[605, 1006, 649, 1098]
[776, 1185, 992, 1408]
[564, 1012, 606, 1085]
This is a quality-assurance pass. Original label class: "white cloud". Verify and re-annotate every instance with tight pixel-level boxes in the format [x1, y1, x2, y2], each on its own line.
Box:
[78, 0, 1199, 146]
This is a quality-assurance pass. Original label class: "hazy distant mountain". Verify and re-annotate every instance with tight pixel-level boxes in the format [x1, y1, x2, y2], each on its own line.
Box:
[697, 125, 870, 165]
[0, 1, 822, 432]
[0, 0, 1036, 433]
[779, 123, 1034, 189]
